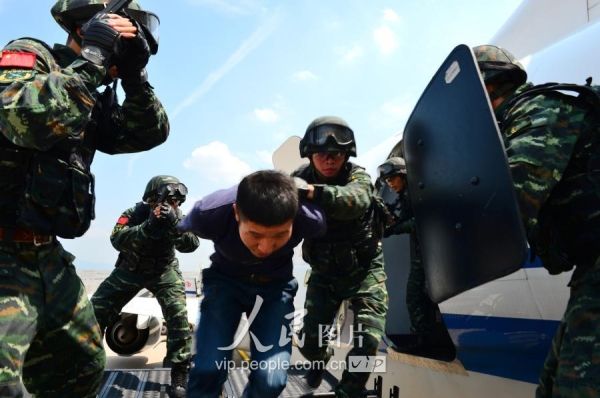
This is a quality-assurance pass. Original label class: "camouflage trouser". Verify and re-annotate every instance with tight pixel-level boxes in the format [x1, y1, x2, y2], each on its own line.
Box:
[91, 265, 192, 365]
[406, 235, 438, 335]
[299, 252, 388, 398]
[0, 241, 106, 398]
[536, 267, 600, 398]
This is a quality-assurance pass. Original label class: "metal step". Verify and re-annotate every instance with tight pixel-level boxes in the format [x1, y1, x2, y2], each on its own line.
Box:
[99, 368, 171, 398]
[97, 366, 339, 398]
[223, 367, 339, 397]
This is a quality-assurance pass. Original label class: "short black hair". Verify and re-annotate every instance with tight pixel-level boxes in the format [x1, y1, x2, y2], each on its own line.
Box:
[236, 170, 299, 226]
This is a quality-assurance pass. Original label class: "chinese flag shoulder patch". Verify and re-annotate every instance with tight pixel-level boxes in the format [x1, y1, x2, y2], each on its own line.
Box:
[0, 51, 37, 69]
[117, 216, 129, 225]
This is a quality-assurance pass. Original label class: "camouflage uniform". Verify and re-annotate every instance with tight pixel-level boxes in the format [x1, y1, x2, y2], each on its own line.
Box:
[378, 156, 439, 353]
[496, 84, 600, 397]
[0, 33, 168, 398]
[385, 193, 436, 338]
[91, 199, 199, 366]
[293, 162, 388, 398]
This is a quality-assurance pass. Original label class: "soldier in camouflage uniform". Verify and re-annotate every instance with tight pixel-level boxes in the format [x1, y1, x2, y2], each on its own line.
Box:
[292, 116, 388, 398]
[475, 45, 600, 398]
[377, 157, 444, 359]
[91, 176, 199, 398]
[0, 1, 168, 396]
[378, 157, 413, 236]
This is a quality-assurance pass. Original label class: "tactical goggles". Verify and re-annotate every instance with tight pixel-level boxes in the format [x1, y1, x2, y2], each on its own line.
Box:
[384, 175, 405, 183]
[165, 195, 185, 205]
[378, 163, 402, 177]
[164, 183, 188, 196]
[127, 9, 160, 54]
[305, 124, 354, 146]
[156, 183, 188, 201]
[378, 164, 390, 177]
[477, 61, 525, 84]
[313, 151, 345, 160]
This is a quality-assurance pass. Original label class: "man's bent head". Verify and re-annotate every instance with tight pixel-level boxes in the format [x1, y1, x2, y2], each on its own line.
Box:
[234, 170, 299, 258]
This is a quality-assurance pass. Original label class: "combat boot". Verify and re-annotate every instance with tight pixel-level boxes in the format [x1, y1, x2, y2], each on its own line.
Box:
[394, 333, 456, 362]
[304, 347, 333, 388]
[169, 361, 189, 398]
[305, 366, 325, 388]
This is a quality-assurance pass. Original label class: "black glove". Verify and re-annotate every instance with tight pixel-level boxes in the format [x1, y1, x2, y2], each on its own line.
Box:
[146, 209, 163, 233]
[81, 17, 120, 68]
[157, 203, 179, 226]
[146, 203, 178, 237]
[114, 20, 151, 82]
[293, 177, 311, 200]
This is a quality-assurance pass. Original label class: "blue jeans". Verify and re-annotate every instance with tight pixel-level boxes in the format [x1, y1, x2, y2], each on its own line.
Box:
[187, 268, 298, 398]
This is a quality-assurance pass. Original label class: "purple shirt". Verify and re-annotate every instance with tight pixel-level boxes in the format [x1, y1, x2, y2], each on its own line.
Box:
[178, 185, 326, 280]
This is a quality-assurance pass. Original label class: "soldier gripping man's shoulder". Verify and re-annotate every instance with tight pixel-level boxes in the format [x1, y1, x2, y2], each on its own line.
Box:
[0, 1, 168, 396]
[91, 176, 199, 398]
[292, 116, 389, 398]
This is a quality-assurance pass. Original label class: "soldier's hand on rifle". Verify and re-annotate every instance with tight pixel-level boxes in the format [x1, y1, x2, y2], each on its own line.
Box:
[114, 19, 151, 82]
[146, 206, 163, 232]
[157, 203, 179, 226]
[146, 203, 175, 237]
[81, 14, 136, 68]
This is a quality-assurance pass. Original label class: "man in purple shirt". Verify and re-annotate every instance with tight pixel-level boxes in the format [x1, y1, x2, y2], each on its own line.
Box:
[179, 170, 326, 398]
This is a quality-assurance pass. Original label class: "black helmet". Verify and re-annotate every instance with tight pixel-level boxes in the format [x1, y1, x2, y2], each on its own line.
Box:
[51, 0, 159, 54]
[299, 116, 357, 158]
[143, 175, 188, 203]
[377, 157, 406, 178]
[473, 45, 527, 88]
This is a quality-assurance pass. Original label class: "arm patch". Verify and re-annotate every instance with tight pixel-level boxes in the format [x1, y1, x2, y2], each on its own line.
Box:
[117, 216, 130, 225]
[0, 51, 36, 69]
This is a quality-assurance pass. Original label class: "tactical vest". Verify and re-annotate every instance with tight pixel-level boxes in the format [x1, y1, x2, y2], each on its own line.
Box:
[502, 82, 600, 275]
[295, 162, 384, 275]
[0, 38, 99, 238]
[115, 202, 177, 272]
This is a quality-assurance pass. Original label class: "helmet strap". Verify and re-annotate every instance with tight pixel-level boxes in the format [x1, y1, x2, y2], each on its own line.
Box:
[68, 27, 83, 48]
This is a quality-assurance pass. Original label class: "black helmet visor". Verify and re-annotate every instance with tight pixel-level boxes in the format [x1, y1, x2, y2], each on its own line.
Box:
[306, 124, 354, 147]
[127, 9, 160, 54]
[377, 163, 395, 177]
[377, 159, 407, 177]
[157, 183, 188, 203]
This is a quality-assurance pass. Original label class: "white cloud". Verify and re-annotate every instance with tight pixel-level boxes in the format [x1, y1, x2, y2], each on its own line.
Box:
[292, 70, 318, 82]
[373, 25, 398, 56]
[368, 97, 414, 134]
[340, 44, 365, 64]
[183, 141, 252, 185]
[381, 100, 412, 121]
[186, 0, 263, 15]
[254, 108, 279, 123]
[382, 9, 401, 23]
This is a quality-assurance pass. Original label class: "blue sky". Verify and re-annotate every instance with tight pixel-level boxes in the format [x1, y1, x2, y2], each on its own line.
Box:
[0, 0, 522, 271]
